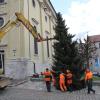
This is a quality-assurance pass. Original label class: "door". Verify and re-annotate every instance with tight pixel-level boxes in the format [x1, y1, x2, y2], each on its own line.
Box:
[0, 50, 4, 74]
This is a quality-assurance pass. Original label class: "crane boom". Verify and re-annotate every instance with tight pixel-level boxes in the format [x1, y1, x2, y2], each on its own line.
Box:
[0, 12, 42, 41]
[0, 20, 18, 40]
[15, 12, 39, 40]
[0, 12, 54, 42]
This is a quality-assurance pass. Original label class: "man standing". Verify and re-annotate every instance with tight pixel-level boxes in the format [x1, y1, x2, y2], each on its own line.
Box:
[66, 70, 73, 92]
[85, 69, 95, 94]
[59, 72, 67, 92]
[43, 68, 52, 92]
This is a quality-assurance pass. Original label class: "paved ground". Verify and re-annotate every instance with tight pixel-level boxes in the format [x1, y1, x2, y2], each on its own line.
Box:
[0, 81, 100, 100]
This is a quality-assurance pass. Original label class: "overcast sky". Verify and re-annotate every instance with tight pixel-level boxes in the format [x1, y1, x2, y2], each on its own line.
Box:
[50, 0, 100, 40]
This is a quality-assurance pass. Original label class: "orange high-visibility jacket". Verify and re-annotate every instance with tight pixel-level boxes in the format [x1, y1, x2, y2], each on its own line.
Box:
[66, 73, 72, 84]
[85, 71, 93, 80]
[43, 71, 52, 82]
[60, 73, 65, 83]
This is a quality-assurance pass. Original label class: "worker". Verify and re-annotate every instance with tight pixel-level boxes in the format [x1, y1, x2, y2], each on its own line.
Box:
[43, 68, 52, 92]
[66, 70, 73, 92]
[59, 72, 67, 92]
[51, 70, 56, 86]
[85, 69, 95, 94]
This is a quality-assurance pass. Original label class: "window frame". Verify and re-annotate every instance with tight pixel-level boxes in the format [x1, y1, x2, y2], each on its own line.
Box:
[0, 50, 5, 74]
[33, 26, 38, 55]
[46, 36, 50, 57]
[0, 0, 5, 3]
[0, 17, 4, 27]
[32, 0, 35, 7]
[45, 16, 47, 22]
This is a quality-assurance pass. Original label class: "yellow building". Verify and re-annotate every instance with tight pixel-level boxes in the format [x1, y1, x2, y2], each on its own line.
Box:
[0, 0, 56, 79]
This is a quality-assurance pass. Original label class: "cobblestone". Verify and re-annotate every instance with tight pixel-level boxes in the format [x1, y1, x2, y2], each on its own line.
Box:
[0, 81, 100, 100]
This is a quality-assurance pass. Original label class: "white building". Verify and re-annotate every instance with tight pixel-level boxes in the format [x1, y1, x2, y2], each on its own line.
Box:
[0, 0, 56, 79]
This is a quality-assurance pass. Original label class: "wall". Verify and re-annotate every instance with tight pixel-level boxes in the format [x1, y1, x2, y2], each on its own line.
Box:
[0, 0, 56, 78]
[91, 42, 100, 72]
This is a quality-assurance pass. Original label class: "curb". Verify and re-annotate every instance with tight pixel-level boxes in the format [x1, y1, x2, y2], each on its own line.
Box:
[8, 80, 28, 87]
[30, 78, 44, 81]
[93, 81, 100, 86]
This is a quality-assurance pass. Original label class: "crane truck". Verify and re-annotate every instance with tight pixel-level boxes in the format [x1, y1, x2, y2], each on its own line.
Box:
[0, 12, 46, 89]
[0, 12, 55, 89]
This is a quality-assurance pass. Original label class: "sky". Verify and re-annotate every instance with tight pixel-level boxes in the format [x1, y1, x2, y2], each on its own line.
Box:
[50, 0, 100, 40]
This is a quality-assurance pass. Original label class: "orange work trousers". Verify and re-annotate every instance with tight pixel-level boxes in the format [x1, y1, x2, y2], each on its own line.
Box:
[59, 81, 67, 91]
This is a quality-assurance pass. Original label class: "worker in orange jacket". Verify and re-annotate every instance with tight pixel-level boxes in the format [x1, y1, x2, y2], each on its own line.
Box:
[59, 72, 67, 92]
[85, 69, 95, 94]
[51, 70, 56, 86]
[66, 70, 73, 92]
[42, 68, 52, 92]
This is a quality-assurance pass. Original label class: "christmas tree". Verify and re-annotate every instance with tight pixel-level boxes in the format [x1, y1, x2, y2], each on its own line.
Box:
[52, 12, 85, 90]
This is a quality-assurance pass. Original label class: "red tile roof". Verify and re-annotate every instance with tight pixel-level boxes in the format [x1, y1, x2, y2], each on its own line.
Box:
[89, 35, 100, 43]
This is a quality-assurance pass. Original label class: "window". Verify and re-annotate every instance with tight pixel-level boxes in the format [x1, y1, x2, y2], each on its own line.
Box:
[95, 58, 99, 67]
[32, 0, 35, 7]
[46, 36, 50, 57]
[0, 0, 4, 3]
[0, 17, 4, 27]
[33, 63, 36, 73]
[34, 26, 38, 54]
[34, 38, 38, 54]
[32, 18, 39, 25]
[0, 50, 4, 74]
[45, 16, 47, 22]
[53, 25, 55, 30]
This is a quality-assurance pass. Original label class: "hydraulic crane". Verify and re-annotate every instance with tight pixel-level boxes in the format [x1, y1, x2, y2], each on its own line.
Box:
[0, 12, 44, 42]
[0, 12, 55, 89]
[0, 12, 45, 89]
[0, 12, 55, 42]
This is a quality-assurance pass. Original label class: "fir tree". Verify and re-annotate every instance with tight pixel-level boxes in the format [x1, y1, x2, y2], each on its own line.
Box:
[52, 12, 79, 72]
[52, 12, 85, 90]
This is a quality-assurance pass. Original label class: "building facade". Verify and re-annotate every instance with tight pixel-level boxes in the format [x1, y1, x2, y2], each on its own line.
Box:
[89, 35, 100, 72]
[0, 0, 56, 79]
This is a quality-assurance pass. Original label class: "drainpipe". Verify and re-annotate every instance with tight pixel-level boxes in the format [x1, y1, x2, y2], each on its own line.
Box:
[33, 62, 36, 73]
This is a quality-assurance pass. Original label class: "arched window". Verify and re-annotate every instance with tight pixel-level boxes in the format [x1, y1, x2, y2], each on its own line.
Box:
[32, 0, 35, 7]
[45, 16, 47, 22]
[0, 0, 5, 3]
[34, 26, 38, 54]
[46, 36, 50, 57]
[0, 17, 4, 27]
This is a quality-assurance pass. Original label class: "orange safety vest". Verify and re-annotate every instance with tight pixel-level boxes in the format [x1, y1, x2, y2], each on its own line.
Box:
[85, 71, 93, 80]
[59, 73, 65, 83]
[66, 73, 72, 84]
[43, 71, 52, 82]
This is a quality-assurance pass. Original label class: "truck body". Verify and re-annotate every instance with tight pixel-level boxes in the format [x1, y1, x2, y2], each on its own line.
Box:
[0, 75, 10, 89]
